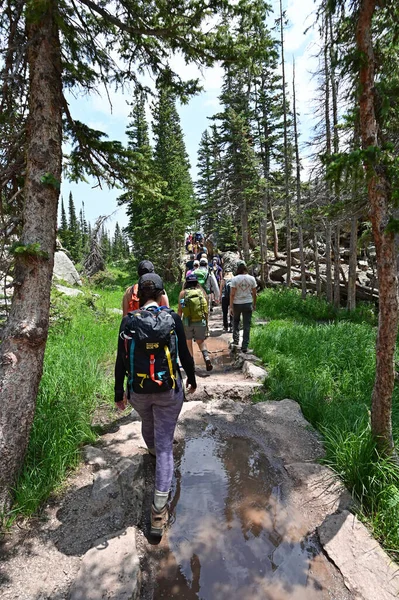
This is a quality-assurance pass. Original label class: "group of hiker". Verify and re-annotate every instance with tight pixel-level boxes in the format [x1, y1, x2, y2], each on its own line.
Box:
[184, 231, 207, 256]
[114, 249, 257, 538]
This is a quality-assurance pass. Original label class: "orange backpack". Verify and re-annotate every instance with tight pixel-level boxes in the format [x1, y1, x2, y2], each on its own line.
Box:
[127, 284, 140, 312]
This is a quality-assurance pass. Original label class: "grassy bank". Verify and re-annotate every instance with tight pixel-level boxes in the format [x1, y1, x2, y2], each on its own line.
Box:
[6, 270, 182, 524]
[252, 288, 399, 553]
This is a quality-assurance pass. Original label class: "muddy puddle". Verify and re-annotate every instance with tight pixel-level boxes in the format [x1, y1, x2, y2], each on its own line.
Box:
[149, 431, 327, 600]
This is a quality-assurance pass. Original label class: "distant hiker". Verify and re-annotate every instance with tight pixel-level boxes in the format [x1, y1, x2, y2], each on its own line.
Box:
[122, 260, 169, 316]
[185, 254, 195, 275]
[178, 273, 213, 372]
[185, 233, 193, 251]
[186, 259, 200, 278]
[229, 262, 257, 353]
[220, 271, 233, 332]
[212, 257, 223, 285]
[194, 257, 220, 311]
[115, 273, 196, 537]
[196, 246, 208, 261]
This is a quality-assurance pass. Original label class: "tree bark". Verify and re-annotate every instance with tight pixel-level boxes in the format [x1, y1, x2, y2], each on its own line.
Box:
[292, 60, 306, 299]
[241, 199, 250, 263]
[0, 0, 63, 509]
[279, 0, 291, 285]
[356, 0, 398, 452]
[314, 231, 321, 297]
[270, 206, 279, 259]
[347, 216, 358, 311]
[333, 224, 340, 308]
[325, 221, 333, 302]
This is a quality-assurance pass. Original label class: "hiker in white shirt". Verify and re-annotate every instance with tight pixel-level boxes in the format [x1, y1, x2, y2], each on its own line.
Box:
[229, 261, 257, 353]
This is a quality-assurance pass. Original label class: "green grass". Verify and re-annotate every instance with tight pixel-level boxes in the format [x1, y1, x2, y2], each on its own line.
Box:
[10, 288, 121, 520]
[252, 287, 399, 554]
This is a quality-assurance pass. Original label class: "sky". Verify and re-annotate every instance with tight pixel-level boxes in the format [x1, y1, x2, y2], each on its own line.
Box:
[60, 0, 320, 234]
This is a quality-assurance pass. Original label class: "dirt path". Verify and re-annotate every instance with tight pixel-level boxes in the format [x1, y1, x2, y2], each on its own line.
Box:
[1, 307, 398, 600]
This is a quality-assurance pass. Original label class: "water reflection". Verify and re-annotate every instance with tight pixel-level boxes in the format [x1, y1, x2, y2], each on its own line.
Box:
[154, 434, 324, 600]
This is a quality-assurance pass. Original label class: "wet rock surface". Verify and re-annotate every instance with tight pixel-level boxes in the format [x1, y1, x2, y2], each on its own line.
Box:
[0, 306, 396, 600]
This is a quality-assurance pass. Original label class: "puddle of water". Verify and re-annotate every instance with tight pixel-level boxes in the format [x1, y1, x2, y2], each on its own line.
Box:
[152, 434, 324, 600]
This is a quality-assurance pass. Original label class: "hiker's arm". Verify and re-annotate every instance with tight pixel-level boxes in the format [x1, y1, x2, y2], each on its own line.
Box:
[172, 313, 196, 389]
[177, 291, 184, 318]
[219, 279, 225, 298]
[114, 317, 128, 405]
[161, 290, 169, 307]
[229, 286, 236, 313]
[122, 287, 131, 317]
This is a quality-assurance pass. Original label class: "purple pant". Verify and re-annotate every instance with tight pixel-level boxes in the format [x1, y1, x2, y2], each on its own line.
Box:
[129, 386, 184, 492]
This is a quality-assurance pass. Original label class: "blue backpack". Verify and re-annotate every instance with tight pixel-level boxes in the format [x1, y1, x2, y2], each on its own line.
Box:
[122, 306, 179, 394]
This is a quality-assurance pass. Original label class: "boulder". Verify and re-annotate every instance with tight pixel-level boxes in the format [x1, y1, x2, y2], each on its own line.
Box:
[53, 251, 82, 285]
[221, 251, 240, 274]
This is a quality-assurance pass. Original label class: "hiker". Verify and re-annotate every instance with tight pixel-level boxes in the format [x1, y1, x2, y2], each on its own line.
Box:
[186, 259, 199, 277]
[122, 260, 169, 316]
[196, 246, 208, 261]
[185, 254, 195, 275]
[194, 257, 220, 307]
[229, 262, 257, 353]
[178, 273, 213, 371]
[185, 233, 193, 251]
[115, 273, 197, 537]
[220, 271, 233, 332]
[212, 257, 223, 285]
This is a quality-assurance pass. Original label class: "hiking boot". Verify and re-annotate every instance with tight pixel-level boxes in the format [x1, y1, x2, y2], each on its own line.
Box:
[150, 504, 169, 537]
[205, 358, 213, 371]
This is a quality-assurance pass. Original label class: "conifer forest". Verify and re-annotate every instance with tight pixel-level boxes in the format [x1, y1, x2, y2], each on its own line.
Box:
[1, 0, 399, 582]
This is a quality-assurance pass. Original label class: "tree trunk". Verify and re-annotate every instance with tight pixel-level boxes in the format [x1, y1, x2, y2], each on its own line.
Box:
[280, 0, 291, 285]
[347, 216, 358, 311]
[0, 0, 63, 509]
[333, 224, 340, 308]
[325, 221, 333, 302]
[292, 60, 306, 299]
[241, 199, 250, 263]
[314, 231, 321, 297]
[270, 206, 279, 259]
[356, 0, 398, 452]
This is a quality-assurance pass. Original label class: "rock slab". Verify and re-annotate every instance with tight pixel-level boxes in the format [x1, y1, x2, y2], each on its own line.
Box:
[69, 526, 141, 600]
[318, 510, 399, 600]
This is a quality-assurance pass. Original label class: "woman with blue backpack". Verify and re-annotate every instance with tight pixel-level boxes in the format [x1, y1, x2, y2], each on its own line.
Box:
[114, 272, 197, 537]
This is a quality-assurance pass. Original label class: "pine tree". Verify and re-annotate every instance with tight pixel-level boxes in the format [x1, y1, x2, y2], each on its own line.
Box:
[152, 79, 196, 280]
[118, 88, 165, 260]
[67, 192, 82, 262]
[58, 197, 69, 246]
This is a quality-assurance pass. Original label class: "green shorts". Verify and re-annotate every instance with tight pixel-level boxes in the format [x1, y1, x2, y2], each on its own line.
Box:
[184, 321, 207, 341]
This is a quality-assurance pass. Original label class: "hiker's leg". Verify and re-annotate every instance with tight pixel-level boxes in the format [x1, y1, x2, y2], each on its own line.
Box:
[152, 388, 184, 497]
[184, 325, 194, 357]
[221, 296, 229, 329]
[186, 338, 194, 356]
[241, 303, 253, 351]
[129, 394, 155, 451]
[232, 304, 242, 345]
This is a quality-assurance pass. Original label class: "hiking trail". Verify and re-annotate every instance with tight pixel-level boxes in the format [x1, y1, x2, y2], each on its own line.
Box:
[1, 307, 398, 600]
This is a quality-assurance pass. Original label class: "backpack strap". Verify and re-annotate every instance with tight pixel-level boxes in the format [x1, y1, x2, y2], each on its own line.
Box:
[164, 345, 176, 389]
